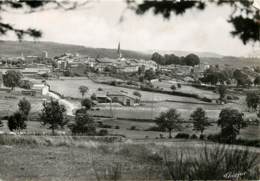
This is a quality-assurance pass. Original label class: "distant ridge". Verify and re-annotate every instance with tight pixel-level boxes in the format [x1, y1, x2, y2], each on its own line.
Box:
[0, 40, 151, 60]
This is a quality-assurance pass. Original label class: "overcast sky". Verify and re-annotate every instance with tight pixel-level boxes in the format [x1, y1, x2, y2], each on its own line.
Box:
[1, 0, 257, 56]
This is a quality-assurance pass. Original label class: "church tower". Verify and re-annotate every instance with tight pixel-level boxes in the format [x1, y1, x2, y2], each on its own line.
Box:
[117, 42, 122, 58]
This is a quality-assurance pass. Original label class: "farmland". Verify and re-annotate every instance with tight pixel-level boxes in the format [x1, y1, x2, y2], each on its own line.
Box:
[47, 77, 245, 121]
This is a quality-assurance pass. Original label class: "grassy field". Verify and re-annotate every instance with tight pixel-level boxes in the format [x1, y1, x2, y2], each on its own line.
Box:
[0, 136, 259, 181]
[47, 77, 207, 102]
[0, 119, 259, 140]
[0, 92, 45, 117]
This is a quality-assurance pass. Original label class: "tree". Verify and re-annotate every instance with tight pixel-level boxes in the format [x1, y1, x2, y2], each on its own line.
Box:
[18, 98, 31, 117]
[91, 93, 97, 100]
[133, 91, 142, 97]
[190, 107, 210, 136]
[40, 99, 67, 135]
[233, 69, 252, 87]
[184, 54, 200, 66]
[217, 108, 246, 143]
[19, 80, 33, 89]
[254, 76, 260, 85]
[171, 85, 177, 91]
[217, 85, 227, 101]
[79, 85, 88, 98]
[246, 92, 259, 111]
[3, 70, 22, 90]
[155, 109, 182, 138]
[8, 112, 27, 132]
[81, 98, 92, 110]
[70, 112, 96, 135]
[144, 69, 156, 81]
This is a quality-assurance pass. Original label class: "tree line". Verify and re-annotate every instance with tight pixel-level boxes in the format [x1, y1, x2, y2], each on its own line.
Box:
[151, 52, 200, 66]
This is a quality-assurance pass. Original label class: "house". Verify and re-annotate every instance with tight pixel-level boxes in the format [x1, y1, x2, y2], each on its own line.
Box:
[95, 92, 112, 103]
[31, 83, 49, 96]
[107, 91, 140, 106]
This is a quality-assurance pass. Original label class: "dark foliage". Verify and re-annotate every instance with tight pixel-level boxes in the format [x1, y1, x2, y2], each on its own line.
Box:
[40, 98, 68, 134]
[81, 98, 92, 110]
[151, 52, 200, 66]
[246, 92, 259, 111]
[8, 111, 27, 131]
[218, 108, 247, 143]
[18, 97, 31, 118]
[155, 109, 182, 138]
[3, 70, 22, 90]
[174, 133, 190, 139]
[70, 112, 96, 135]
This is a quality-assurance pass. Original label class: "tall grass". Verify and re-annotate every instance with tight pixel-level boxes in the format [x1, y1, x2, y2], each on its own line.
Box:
[162, 145, 259, 180]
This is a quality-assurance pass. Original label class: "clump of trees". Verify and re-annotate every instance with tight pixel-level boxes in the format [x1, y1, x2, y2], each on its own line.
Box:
[218, 108, 247, 143]
[3, 70, 22, 90]
[8, 98, 31, 132]
[246, 92, 259, 111]
[155, 107, 247, 144]
[70, 111, 96, 135]
[151, 52, 200, 66]
[40, 98, 68, 135]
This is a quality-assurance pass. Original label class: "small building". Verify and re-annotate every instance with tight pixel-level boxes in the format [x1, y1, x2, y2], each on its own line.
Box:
[107, 91, 140, 106]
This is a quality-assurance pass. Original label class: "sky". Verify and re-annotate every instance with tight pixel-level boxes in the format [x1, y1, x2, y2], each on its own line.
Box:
[1, 0, 258, 56]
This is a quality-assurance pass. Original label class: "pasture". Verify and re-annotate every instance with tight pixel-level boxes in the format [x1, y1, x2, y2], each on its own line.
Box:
[47, 77, 207, 102]
[0, 136, 259, 181]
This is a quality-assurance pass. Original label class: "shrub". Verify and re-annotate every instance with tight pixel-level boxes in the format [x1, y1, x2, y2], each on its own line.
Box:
[177, 83, 182, 88]
[190, 134, 198, 139]
[175, 133, 190, 139]
[145, 126, 164, 132]
[115, 125, 120, 129]
[199, 134, 206, 140]
[207, 134, 221, 142]
[171, 85, 177, 90]
[98, 88, 103, 91]
[98, 129, 109, 136]
[129, 126, 137, 130]
[200, 97, 212, 102]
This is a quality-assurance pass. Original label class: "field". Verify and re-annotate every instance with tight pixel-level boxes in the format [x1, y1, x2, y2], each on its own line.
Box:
[0, 92, 45, 117]
[47, 77, 206, 102]
[0, 136, 259, 181]
[47, 77, 244, 119]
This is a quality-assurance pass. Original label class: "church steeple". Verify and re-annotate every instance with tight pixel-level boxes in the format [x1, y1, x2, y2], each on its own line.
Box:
[117, 42, 122, 58]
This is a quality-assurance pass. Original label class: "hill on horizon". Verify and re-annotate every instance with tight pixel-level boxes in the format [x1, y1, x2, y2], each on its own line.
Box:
[0, 40, 151, 60]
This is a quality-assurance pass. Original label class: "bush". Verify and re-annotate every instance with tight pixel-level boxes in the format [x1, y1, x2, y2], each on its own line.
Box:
[97, 122, 112, 129]
[98, 129, 109, 136]
[199, 134, 206, 140]
[144, 126, 165, 132]
[171, 85, 177, 90]
[19, 80, 33, 89]
[200, 97, 212, 103]
[207, 134, 220, 142]
[190, 134, 198, 139]
[175, 133, 190, 139]
[129, 126, 137, 130]
[115, 125, 120, 129]
[177, 83, 182, 88]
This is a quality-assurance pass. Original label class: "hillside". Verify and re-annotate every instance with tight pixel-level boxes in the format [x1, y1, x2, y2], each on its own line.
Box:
[0, 40, 151, 60]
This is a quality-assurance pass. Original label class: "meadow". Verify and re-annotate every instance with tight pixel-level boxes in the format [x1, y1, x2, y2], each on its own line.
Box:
[47, 77, 207, 102]
[0, 135, 259, 181]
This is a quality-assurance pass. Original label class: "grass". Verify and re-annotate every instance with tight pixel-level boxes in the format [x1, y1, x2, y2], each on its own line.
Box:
[0, 138, 258, 181]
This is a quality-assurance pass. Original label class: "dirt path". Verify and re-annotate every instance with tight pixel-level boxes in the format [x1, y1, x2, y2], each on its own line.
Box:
[47, 91, 78, 116]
